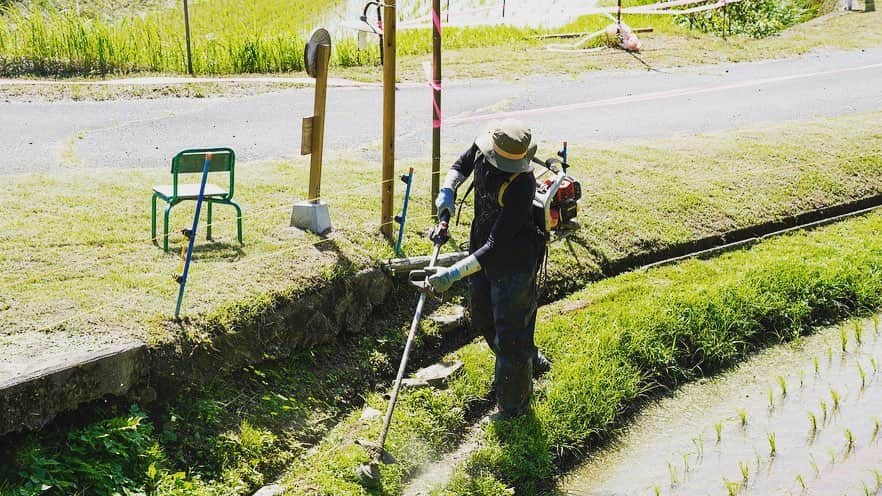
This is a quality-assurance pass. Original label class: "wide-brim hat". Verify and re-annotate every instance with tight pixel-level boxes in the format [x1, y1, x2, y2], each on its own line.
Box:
[475, 119, 537, 173]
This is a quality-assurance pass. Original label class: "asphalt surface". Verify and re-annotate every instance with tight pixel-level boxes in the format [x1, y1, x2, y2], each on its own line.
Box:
[1, 48, 882, 174]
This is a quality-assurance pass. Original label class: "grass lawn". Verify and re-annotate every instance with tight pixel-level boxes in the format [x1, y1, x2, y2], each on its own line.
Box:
[2, 111, 881, 356]
[0, 111, 880, 495]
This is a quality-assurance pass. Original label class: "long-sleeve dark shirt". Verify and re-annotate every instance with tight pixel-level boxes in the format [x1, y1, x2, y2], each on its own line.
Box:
[452, 144, 542, 278]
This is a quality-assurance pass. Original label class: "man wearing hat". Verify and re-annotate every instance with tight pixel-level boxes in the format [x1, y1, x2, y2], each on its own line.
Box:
[427, 119, 548, 418]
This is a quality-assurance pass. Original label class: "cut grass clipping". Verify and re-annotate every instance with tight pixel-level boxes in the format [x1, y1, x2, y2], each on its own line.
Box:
[277, 211, 882, 494]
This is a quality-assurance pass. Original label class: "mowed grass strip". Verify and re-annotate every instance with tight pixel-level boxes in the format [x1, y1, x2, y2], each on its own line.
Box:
[1, 112, 881, 355]
[283, 209, 882, 496]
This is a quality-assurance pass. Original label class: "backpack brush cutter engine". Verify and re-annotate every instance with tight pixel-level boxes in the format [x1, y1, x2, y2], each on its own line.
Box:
[531, 141, 581, 237]
[454, 141, 582, 237]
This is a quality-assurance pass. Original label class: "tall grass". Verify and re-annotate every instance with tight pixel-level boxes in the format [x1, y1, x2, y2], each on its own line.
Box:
[0, 0, 688, 76]
[0, 0, 337, 75]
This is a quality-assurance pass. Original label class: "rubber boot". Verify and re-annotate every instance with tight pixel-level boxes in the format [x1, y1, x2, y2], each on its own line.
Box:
[495, 354, 533, 417]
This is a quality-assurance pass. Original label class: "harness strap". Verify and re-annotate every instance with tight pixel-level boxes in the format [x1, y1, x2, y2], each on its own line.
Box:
[497, 172, 522, 207]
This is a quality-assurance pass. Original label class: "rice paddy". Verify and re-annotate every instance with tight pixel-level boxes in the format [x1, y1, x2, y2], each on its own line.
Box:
[0, 0, 343, 75]
[563, 313, 882, 496]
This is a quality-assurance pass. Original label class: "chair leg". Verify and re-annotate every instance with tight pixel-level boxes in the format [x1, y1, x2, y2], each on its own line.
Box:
[207, 200, 213, 241]
[230, 200, 243, 246]
[151, 193, 158, 245]
[163, 203, 174, 252]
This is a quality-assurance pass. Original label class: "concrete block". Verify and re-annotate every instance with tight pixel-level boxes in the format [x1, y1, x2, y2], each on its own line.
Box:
[0, 343, 147, 435]
[291, 200, 332, 235]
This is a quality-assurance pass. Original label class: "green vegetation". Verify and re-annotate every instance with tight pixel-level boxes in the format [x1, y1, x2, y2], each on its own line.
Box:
[431, 212, 882, 495]
[2, 111, 880, 353]
[280, 204, 882, 494]
[0, 0, 859, 78]
[678, 0, 832, 38]
[1, 289, 463, 495]
[2, 112, 881, 495]
[0, 0, 339, 75]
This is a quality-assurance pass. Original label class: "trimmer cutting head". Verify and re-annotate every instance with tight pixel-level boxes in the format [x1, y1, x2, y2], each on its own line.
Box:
[355, 439, 397, 464]
[355, 461, 381, 488]
[355, 439, 396, 487]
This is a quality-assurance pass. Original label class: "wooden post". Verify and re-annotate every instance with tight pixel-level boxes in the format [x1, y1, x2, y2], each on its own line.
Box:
[308, 44, 331, 203]
[431, 0, 442, 219]
[381, 0, 397, 239]
[183, 0, 194, 75]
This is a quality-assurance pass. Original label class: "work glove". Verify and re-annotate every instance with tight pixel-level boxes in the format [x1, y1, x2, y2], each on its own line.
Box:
[426, 255, 482, 293]
[435, 188, 455, 220]
[427, 266, 460, 293]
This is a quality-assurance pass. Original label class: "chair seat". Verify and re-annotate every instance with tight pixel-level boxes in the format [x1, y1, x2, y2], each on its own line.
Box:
[153, 183, 228, 200]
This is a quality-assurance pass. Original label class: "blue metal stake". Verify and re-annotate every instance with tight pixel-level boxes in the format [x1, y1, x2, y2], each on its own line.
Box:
[394, 167, 414, 257]
[174, 153, 212, 319]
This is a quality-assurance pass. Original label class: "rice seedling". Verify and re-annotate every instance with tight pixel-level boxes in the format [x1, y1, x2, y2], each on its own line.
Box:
[828, 448, 836, 465]
[777, 375, 787, 397]
[737, 409, 747, 428]
[799, 370, 806, 388]
[840, 323, 849, 352]
[808, 411, 818, 436]
[820, 401, 829, 423]
[715, 421, 723, 444]
[768, 388, 775, 411]
[854, 320, 863, 346]
[723, 478, 740, 496]
[796, 473, 807, 491]
[863, 482, 871, 496]
[845, 428, 855, 454]
[873, 314, 879, 335]
[653, 486, 661, 496]
[667, 461, 679, 487]
[738, 460, 749, 482]
[871, 357, 878, 374]
[692, 434, 704, 458]
[809, 454, 819, 477]
[872, 470, 882, 491]
[814, 356, 820, 375]
[872, 417, 880, 444]
[831, 389, 841, 411]
[858, 362, 867, 390]
[827, 345, 834, 364]
[767, 432, 777, 457]
[682, 452, 690, 472]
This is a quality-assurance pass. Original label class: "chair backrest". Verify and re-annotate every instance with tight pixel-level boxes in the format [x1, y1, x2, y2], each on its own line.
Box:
[171, 147, 236, 198]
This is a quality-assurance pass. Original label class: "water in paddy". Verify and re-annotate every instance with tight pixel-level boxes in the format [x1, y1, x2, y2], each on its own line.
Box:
[562, 317, 882, 496]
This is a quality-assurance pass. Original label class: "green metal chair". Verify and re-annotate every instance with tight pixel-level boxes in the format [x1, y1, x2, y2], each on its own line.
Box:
[151, 147, 243, 252]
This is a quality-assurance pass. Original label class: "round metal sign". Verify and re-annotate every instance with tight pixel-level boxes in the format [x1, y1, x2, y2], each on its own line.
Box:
[304, 28, 332, 78]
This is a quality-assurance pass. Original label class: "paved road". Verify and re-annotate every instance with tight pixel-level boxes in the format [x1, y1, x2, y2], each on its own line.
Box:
[2, 48, 882, 174]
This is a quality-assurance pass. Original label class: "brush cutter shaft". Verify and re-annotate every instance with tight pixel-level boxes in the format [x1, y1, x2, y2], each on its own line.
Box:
[376, 241, 443, 451]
